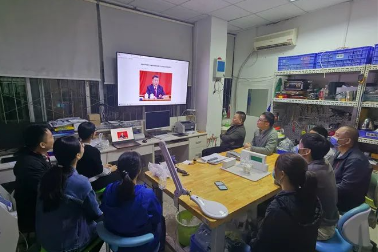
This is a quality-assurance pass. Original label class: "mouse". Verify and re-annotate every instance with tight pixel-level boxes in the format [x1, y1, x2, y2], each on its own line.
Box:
[142, 139, 147, 143]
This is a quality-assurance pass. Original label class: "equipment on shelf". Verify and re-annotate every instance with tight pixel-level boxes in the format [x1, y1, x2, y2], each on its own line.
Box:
[174, 121, 195, 134]
[326, 82, 344, 100]
[284, 79, 312, 91]
[159, 141, 229, 220]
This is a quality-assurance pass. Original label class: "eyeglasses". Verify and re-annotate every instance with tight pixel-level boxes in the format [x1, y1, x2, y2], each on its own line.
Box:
[258, 118, 268, 122]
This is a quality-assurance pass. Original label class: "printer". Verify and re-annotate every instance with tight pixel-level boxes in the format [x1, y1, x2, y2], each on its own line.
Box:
[174, 121, 195, 134]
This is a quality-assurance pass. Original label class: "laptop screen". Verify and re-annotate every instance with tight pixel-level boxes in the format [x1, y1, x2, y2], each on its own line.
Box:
[110, 128, 134, 143]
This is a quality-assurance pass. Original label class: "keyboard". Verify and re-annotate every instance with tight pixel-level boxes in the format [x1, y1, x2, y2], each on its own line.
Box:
[112, 140, 141, 149]
[154, 134, 172, 140]
[151, 130, 170, 136]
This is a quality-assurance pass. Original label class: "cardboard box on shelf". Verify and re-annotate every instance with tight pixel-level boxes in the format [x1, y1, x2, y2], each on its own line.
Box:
[88, 114, 101, 126]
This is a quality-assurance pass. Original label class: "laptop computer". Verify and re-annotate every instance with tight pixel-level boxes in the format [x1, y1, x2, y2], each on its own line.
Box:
[111, 127, 141, 149]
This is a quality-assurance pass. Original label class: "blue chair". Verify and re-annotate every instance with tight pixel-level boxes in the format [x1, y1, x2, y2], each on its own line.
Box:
[316, 203, 371, 252]
[96, 222, 159, 252]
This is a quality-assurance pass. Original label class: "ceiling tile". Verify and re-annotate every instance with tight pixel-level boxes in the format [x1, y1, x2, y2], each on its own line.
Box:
[130, 0, 175, 13]
[293, 0, 349, 12]
[236, 0, 288, 13]
[257, 3, 306, 22]
[162, 5, 202, 20]
[163, 0, 190, 4]
[186, 14, 209, 23]
[229, 14, 269, 29]
[105, 0, 134, 6]
[228, 23, 242, 33]
[211, 5, 250, 21]
[224, 0, 245, 3]
[182, 0, 231, 14]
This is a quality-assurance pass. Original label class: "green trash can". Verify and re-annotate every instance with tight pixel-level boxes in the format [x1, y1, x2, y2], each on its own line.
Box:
[176, 210, 201, 247]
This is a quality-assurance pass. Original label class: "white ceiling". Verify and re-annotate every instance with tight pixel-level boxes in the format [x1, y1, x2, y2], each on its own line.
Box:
[105, 0, 350, 33]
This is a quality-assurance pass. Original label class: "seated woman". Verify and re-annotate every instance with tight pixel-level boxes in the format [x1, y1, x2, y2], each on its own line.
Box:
[250, 153, 322, 252]
[76, 122, 120, 191]
[36, 136, 103, 252]
[100, 152, 163, 252]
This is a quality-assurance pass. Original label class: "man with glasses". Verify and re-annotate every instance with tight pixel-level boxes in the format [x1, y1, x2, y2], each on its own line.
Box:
[331, 126, 372, 212]
[299, 133, 339, 240]
[244, 112, 278, 155]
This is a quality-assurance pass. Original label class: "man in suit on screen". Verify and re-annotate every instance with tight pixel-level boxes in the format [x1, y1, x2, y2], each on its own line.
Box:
[146, 75, 166, 99]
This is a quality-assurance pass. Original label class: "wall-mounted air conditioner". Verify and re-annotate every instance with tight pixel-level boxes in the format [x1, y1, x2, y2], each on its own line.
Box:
[254, 28, 298, 51]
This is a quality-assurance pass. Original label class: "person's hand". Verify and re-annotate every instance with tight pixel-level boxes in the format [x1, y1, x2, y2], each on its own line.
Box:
[244, 142, 251, 149]
[104, 164, 111, 168]
[159, 94, 162, 98]
[109, 165, 117, 172]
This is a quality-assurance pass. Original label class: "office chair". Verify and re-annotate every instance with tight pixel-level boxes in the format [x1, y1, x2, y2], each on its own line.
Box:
[40, 238, 102, 252]
[96, 222, 159, 252]
[316, 203, 371, 252]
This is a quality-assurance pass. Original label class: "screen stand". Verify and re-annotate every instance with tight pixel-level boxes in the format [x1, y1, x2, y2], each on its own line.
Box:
[159, 141, 229, 220]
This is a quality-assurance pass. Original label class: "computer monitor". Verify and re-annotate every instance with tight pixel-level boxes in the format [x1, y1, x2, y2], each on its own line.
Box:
[145, 110, 170, 130]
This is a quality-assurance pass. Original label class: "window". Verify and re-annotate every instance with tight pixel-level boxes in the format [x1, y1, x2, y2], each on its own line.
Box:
[30, 79, 100, 121]
[0, 77, 29, 123]
[246, 89, 269, 117]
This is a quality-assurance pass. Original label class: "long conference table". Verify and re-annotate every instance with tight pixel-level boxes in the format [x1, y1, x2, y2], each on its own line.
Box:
[145, 149, 280, 252]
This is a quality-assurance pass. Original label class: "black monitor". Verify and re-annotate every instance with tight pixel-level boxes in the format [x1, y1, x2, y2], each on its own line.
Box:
[145, 111, 170, 130]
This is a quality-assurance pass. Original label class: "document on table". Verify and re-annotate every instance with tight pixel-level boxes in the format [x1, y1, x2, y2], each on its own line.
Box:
[201, 153, 228, 164]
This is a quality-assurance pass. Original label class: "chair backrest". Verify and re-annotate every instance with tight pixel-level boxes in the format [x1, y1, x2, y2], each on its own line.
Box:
[369, 172, 378, 208]
[338, 203, 371, 247]
[0, 205, 19, 252]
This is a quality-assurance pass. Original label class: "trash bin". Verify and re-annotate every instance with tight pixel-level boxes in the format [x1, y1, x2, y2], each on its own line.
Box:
[176, 210, 201, 246]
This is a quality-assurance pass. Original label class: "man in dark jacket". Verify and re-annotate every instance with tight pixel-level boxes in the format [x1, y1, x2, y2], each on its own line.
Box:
[146, 75, 166, 99]
[13, 125, 54, 235]
[202, 111, 246, 156]
[331, 126, 372, 212]
[299, 133, 339, 240]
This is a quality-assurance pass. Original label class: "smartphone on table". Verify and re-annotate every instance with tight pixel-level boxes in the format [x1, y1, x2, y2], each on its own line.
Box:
[214, 181, 228, 190]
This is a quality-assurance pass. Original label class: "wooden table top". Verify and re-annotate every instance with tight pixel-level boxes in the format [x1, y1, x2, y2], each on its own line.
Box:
[145, 149, 280, 229]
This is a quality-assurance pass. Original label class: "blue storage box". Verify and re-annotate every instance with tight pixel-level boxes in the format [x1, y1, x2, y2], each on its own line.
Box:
[278, 53, 317, 71]
[372, 44, 378, 65]
[359, 130, 378, 140]
[190, 234, 207, 252]
[316, 46, 373, 68]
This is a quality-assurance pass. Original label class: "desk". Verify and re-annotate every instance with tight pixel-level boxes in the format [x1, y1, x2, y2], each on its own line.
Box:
[0, 132, 207, 184]
[145, 150, 280, 252]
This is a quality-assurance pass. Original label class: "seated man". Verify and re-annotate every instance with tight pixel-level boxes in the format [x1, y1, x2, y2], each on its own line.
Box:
[202, 111, 246, 156]
[331, 126, 372, 212]
[244, 112, 278, 155]
[299, 133, 339, 241]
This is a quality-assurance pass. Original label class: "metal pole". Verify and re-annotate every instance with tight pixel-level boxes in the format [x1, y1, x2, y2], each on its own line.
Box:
[96, 0, 105, 103]
[25, 78, 35, 122]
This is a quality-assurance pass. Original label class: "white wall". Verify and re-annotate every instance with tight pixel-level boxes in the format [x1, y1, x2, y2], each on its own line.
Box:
[194, 17, 228, 139]
[233, 0, 378, 142]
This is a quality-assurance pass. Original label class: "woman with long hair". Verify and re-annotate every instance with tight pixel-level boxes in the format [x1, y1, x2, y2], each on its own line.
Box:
[100, 151, 163, 252]
[250, 153, 322, 252]
[36, 136, 103, 252]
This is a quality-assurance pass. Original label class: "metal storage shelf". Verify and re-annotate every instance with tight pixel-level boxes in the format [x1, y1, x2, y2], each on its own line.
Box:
[273, 98, 357, 107]
[274, 66, 366, 75]
[358, 137, 378, 145]
[368, 64, 378, 71]
[362, 102, 378, 108]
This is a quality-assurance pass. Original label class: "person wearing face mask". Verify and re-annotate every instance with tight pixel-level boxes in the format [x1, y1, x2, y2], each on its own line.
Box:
[202, 111, 246, 156]
[36, 136, 103, 252]
[250, 153, 322, 252]
[331, 126, 372, 212]
[299, 133, 339, 240]
[244, 112, 278, 155]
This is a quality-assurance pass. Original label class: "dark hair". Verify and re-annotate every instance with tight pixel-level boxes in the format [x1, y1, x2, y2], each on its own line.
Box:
[152, 75, 159, 79]
[262, 112, 275, 127]
[275, 153, 318, 222]
[311, 126, 328, 139]
[78, 122, 96, 141]
[117, 152, 142, 202]
[341, 126, 359, 145]
[300, 133, 330, 160]
[39, 136, 81, 212]
[23, 124, 50, 150]
[236, 111, 246, 123]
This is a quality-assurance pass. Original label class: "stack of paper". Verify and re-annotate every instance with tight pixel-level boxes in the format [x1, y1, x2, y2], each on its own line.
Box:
[201, 153, 228, 164]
